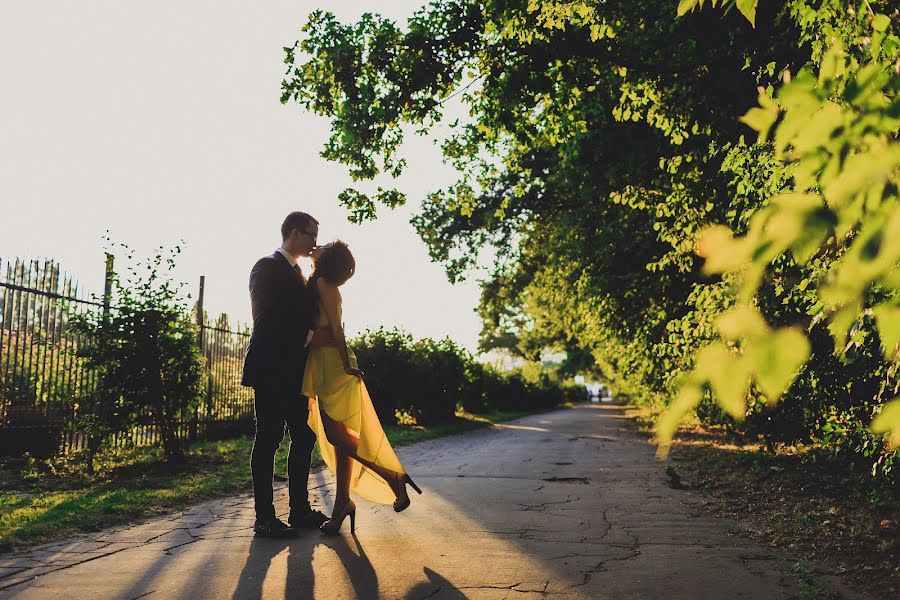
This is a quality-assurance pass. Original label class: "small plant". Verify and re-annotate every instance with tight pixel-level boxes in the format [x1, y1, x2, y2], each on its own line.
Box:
[789, 561, 829, 599]
[68, 241, 204, 471]
[665, 465, 683, 489]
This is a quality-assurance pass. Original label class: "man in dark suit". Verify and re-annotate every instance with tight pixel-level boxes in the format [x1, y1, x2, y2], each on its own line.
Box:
[241, 211, 331, 537]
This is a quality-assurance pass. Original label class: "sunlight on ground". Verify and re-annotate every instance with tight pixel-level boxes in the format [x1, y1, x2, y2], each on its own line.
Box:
[196, 481, 571, 598]
[492, 423, 551, 433]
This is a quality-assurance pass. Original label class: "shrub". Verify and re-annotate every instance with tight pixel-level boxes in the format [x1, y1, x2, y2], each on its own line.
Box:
[350, 328, 577, 423]
[68, 243, 204, 470]
[351, 328, 416, 425]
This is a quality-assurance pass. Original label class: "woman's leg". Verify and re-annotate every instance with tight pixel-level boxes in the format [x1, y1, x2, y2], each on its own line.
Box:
[320, 408, 354, 508]
[335, 447, 353, 504]
[320, 409, 400, 488]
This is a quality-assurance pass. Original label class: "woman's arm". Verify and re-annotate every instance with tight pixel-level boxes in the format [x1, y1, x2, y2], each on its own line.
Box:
[316, 278, 363, 378]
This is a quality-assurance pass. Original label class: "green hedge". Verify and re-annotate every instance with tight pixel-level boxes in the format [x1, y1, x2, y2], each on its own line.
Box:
[351, 328, 579, 425]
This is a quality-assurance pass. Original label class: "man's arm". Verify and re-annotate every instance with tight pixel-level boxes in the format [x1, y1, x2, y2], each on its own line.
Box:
[248, 259, 280, 326]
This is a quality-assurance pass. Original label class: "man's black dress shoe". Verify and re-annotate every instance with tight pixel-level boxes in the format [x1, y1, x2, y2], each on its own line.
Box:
[289, 508, 329, 529]
[253, 517, 298, 538]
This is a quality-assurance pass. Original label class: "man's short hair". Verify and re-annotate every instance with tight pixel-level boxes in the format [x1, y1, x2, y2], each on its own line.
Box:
[281, 212, 319, 240]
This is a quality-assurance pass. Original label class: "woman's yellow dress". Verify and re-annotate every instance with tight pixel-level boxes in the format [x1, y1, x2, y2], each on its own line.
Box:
[301, 300, 406, 504]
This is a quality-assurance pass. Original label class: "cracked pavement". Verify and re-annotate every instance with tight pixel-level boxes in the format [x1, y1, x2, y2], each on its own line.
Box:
[0, 404, 806, 599]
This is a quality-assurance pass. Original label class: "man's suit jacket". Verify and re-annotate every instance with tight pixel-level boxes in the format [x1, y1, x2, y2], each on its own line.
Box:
[241, 252, 315, 392]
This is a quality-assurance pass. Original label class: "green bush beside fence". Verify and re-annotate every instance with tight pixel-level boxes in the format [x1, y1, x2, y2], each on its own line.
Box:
[2, 322, 579, 465]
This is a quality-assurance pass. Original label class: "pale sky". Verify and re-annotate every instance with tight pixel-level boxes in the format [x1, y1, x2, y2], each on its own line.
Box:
[0, 1, 483, 351]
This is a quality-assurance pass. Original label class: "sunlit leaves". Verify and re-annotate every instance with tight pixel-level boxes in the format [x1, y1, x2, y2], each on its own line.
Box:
[824, 147, 900, 209]
[696, 224, 754, 274]
[524, 1, 617, 40]
[696, 191, 835, 288]
[671, 5, 900, 450]
[872, 303, 900, 360]
[790, 102, 844, 154]
[817, 43, 846, 87]
[715, 304, 768, 339]
[676, 0, 699, 16]
[676, 0, 757, 27]
[337, 188, 377, 223]
[655, 382, 704, 456]
[656, 304, 810, 453]
[747, 327, 810, 399]
[695, 343, 751, 418]
[873, 14, 891, 34]
[282, 6, 477, 221]
[871, 398, 900, 448]
[283, 0, 900, 459]
[739, 92, 779, 140]
[337, 187, 408, 223]
[818, 206, 900, 313]
[734, 0, 757, 27]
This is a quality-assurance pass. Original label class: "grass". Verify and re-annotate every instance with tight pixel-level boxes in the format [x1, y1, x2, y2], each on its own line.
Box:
[0, 407, 555, 554]
[788, 561, 831, 600]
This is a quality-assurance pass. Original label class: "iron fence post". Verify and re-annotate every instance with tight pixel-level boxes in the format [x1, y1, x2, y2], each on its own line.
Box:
[190, 276, 206, 442]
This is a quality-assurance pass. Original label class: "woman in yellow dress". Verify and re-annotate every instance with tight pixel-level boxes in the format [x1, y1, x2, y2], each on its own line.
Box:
[302, 241, 421, 534]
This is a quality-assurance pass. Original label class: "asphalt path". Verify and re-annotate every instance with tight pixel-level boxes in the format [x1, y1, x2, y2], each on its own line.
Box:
[0, 404, 806, 599]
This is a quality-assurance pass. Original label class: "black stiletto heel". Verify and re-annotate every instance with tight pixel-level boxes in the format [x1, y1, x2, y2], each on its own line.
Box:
[320, 499, 357, 535]
[392, 473, 422, 512]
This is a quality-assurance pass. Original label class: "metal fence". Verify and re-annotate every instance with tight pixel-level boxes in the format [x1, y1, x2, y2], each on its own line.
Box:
[0, 257, 253, 457]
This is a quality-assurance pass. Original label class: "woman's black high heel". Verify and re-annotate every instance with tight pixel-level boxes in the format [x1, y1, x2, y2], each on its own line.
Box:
[391, 473, 422, 513]
[320, 498, 357, 535]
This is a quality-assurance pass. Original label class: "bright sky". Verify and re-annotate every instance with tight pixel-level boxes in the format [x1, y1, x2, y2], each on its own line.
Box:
[0, 1, 482, 351]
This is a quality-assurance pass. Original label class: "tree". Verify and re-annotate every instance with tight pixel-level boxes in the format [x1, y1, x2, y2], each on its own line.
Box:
[281, 1, 900, 478]
[657, 0, 900, 456]
[69, 242, 204, 468]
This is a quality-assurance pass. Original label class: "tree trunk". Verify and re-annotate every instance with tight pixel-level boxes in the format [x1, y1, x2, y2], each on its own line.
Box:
[155, 380, 183, 463]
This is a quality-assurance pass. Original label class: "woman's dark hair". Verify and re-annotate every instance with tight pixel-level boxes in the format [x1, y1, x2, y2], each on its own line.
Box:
[310, 240, 355, 288]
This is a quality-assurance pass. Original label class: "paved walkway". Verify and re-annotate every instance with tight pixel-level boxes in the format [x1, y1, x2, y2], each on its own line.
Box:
[1, 404, 809, 599]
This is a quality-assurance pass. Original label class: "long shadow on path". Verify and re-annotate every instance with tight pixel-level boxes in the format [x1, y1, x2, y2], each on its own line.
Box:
[232, 530, 380, 599]
[1, 405, 806, 600]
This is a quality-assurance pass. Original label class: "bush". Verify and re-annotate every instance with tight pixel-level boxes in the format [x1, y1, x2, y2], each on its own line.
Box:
[350, 328, 578, 423]
[403, 337, 468, 425]
[351, 328, 416, 425]
[458, 361, 494, 413]
[68, 243, 204, 470]
[0, 412, 61, 460]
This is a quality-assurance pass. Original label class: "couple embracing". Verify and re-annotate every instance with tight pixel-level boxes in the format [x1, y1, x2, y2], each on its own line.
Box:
[240, 211, 420, 537]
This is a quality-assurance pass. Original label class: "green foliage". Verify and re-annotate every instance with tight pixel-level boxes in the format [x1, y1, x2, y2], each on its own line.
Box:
[789, 561, 829, 599]
[658, 3, 900, 459]
[350, 327, 415, 424]
[68, 242, 204, 469]
[0, 339, 73, 460]
[350, 327, 576, 424]
[283, 0, 900, 483]
[873, 398, 900, 448]
[677, 1, 758, 27]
